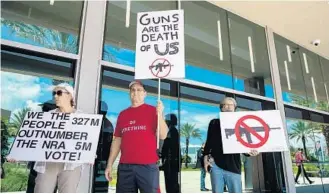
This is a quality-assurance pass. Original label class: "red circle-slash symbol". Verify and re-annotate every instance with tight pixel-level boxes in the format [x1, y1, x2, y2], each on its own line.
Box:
[234, 115, 269, 148]
[149, 58, 172, 78]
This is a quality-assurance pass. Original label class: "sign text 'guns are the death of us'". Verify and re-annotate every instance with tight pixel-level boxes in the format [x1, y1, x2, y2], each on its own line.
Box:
[135, 10, 185, 79]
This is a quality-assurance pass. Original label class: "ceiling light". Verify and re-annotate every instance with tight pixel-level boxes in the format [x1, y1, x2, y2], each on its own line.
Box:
[50, 0, 54, 5]
[284, 61, 291, 91]
[217, 20, 223, 61]
[248, 36, 255, 73]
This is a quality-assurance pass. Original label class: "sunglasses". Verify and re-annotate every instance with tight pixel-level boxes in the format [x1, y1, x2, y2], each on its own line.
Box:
[52, 90, 69, 96]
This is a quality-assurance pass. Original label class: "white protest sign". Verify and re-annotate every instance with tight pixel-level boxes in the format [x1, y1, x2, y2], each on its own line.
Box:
[220, 110, 288, 154]
[8, 111, 103, 163]
[135, 10, 185, 79]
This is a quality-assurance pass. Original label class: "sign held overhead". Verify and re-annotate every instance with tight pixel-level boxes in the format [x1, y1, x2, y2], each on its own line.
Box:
[135, 10, 185, 79]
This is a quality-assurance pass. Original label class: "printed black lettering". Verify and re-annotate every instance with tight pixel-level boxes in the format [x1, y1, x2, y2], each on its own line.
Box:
[30, 140, 38, 148]
[64, 113, 70, 120]
[82, 142, 92, 151]
[51, 112, 58, 119]
[48, 130, 56, 139]
[90, 119, 100, 126]
[58, 122, 65, 130]
[72, 117, 78, 125]
[16, 139, 34, 148]
[66, 132, 72, 139]
[78, 118, 83, 125]
[73, 132, 80, 140]
[27, 112, 38, 119]
[56, 131, 66, 139]
[18, 130, 27, 137]
[69, 152, 78, 161]
[80, 132, 88, 140]
[21, 120, 30, 128]
[42, 141, 51, 149]
[52, 152, 61, 160]
[75, 142, 81, 150]
[58, 141, 66, 149]
[36, 112, 44, 119]
[83, 118, 90, 125]
[75, 142, 92, 151]
[45, 151, 52, 159]
[29, 120, 37, 128]
[34, 129, 41, 138]
[36, 121, 45, 128]
[61, 151, 70, 160]
[44, 121, 52, 128]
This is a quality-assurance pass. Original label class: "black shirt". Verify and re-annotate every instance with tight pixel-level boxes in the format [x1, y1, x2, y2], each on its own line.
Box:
[204, 118, 248, 174]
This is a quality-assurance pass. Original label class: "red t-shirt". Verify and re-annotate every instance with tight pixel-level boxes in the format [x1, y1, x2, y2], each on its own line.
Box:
[114, 103, 158, 164]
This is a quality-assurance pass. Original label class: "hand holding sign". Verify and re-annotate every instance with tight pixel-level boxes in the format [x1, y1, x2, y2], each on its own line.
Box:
[8, 112, 103, 163]
[220, 110, 288, 154]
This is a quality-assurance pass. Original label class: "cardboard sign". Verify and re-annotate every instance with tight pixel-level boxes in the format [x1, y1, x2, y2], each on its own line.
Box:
[220, 110, 288, 154]
[135, 10, 185, 79]
[8, 112, 103, 163]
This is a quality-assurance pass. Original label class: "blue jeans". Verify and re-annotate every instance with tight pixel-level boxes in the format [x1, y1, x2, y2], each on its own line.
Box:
[210, 162, 242, 193]
[200, 168, 206, 189]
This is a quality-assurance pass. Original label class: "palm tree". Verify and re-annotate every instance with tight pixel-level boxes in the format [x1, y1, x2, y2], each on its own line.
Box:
[9, 108, 31, 136]
[289, 94, 314, 108]
[1, 18, 78, 53]
[180, 123, 202, 168]
[288, 121, 315, 158]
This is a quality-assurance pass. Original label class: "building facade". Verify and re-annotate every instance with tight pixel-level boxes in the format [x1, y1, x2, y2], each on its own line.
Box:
[1, 1, 328, 193]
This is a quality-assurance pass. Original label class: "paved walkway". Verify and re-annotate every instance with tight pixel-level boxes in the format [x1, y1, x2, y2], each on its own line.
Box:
[159, 171, 329, 193]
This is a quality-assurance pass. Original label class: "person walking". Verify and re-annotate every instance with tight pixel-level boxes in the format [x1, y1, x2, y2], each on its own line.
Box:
[295, 148, 314, 184]
[195, 143, 210, 191]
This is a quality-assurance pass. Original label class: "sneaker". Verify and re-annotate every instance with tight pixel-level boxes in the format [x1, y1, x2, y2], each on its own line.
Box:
[201, 188, 210, 191]
[309, 181, 314, 184]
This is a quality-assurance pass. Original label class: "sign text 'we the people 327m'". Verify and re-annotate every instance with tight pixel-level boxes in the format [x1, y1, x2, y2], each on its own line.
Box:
[8, 112, 103, 163]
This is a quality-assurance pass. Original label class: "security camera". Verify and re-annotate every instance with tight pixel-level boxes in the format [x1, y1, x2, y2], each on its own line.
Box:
[312, 39, 321, 46]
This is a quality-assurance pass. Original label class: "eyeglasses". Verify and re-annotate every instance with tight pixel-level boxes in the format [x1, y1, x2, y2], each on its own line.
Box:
[52, 90, 68, 96]
[130, 88, 145, 93]
[223, 104, 235, 107]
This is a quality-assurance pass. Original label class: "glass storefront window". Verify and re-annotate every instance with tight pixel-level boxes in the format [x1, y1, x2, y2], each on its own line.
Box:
[274, 34, 308, 107]
[319, 57, 329, 112]
[286, 118, 329, 193]
[227, 13, 273, 98]
[1, 1, 83, 54]
[181, 1, 233, 88]
[103, 1, 176, 67]
[299, 48, 327, 112]
[0, 50, 74, 192]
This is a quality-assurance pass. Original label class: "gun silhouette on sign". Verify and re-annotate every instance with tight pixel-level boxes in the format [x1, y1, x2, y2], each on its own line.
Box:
[225, 125, 281, 144]
[149, 62, 173, 72]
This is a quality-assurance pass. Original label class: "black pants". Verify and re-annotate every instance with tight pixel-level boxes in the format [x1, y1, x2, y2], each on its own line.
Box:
[164, 168, 180, 193]
[116, 164, 159, 193]
[295, 165, 312, 183]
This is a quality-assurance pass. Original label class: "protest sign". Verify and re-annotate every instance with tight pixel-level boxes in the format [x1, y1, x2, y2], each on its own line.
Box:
[8, 111, 103, 163]
[220, 110, 288, 154]
[135, 10, 185, 79]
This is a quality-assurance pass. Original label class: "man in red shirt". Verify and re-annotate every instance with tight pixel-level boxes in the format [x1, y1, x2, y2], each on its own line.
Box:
[105, 80, 168, 193]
